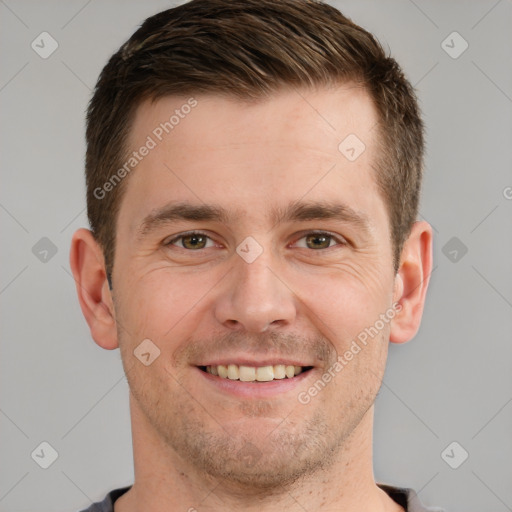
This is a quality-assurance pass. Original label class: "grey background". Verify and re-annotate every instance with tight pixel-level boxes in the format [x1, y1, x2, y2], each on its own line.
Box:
[1, 1, 511, 511]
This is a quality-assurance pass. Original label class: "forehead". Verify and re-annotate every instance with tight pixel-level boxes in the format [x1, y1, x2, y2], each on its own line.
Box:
[129, 84, 377, 155]
[118, 85, 385, 232]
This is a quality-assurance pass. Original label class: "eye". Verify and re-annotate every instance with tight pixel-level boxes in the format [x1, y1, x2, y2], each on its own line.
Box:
[166, 232, 216, 250]
[292, 231, 346, 250]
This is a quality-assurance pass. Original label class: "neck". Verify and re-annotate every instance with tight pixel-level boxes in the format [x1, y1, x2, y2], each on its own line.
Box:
[115, 393, 402, 512]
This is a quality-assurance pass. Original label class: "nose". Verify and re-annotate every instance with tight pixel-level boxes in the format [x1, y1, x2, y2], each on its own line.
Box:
[214, 252, 297, 333]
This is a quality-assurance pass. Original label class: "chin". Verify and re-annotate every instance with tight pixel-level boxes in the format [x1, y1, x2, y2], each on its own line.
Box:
[202, 444, 330, 492]
[167, 412, 338, 492]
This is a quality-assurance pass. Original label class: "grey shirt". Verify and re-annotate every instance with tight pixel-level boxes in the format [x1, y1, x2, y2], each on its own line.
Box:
[78, 484, 444, 511]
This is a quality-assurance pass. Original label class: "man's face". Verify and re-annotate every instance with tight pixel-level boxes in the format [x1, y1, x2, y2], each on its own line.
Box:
[112, 85, 400, 486]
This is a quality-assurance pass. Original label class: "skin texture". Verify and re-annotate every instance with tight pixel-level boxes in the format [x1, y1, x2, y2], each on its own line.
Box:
[70, 84, 432, 512]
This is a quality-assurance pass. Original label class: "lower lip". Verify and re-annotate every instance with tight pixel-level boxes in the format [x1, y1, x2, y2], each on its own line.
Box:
[195, 367, 314, 398]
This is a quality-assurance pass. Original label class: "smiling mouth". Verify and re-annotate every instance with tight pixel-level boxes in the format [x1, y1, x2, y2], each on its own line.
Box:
[198, 364, 314, 382]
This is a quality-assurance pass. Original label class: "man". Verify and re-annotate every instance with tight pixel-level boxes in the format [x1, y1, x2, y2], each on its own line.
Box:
[70, 0, 439, 510]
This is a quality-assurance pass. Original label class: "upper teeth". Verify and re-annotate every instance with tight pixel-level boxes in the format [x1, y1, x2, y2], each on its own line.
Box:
[206, 364, 302, 381]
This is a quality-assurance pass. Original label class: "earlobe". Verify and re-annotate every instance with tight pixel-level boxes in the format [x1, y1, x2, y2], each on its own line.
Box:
[389, 221, 433, 344]
[69, 228, 119, 350]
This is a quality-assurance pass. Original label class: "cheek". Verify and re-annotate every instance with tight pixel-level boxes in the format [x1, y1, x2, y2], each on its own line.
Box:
[114, 265, 221, 347]
[288, 261, 394, 347]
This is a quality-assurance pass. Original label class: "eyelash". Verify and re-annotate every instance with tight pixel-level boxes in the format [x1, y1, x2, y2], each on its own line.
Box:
[164, 230, 347, 251]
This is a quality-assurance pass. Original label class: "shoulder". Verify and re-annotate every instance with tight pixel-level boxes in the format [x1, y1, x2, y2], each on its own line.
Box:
[76, 486, 132, 512]
[378, 483, 446, 512]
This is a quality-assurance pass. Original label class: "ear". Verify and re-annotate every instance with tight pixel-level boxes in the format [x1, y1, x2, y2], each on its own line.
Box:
[69, 228, 119, 350]
[389, 220, 433, 344]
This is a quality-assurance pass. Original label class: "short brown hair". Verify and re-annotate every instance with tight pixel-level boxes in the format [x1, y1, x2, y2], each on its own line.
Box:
[86, 0, 424, 278]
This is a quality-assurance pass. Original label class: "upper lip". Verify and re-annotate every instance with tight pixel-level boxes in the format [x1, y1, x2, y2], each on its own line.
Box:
[195, 358, 313, 367]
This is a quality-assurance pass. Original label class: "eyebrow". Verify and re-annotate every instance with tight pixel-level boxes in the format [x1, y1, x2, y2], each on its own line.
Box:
[136, 199, 371, 239]
[272, 200, 371, 234]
